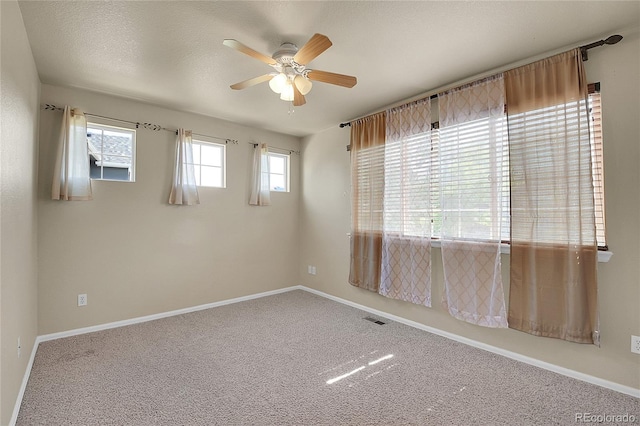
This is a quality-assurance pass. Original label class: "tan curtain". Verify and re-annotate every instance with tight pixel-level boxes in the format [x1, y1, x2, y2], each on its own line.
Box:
[379, 100, 432, 306]
[506, 49, 598, 344]
[52, 106, 93, 201]
[168, 129, 200, 206]
[349, 113, 386, 292]
[438, 75, 509, 328]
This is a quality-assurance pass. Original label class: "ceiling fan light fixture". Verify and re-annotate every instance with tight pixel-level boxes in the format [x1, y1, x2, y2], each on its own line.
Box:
[269, 73, 287, 94]
[294, 75, 312, 95]
[280, 80, 295, 101]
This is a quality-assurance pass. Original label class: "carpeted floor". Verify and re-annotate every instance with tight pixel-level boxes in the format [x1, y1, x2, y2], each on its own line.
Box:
[17, 290, 639, 425]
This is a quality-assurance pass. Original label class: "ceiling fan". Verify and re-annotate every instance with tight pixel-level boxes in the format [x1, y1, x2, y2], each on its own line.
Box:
[223, 33, 357, 106]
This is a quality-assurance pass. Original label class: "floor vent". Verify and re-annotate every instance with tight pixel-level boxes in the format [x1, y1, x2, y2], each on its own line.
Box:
[363, 317, 386, 325]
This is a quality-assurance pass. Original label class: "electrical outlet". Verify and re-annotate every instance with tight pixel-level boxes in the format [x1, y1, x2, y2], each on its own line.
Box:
[78, 293, 87, 307]
[17, 337, 21, 358]
[311, 266, 317, 275]
[632, 335, 640, 354]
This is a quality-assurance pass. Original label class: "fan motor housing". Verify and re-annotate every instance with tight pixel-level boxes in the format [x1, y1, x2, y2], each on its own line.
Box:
[272, 42, 298, 64]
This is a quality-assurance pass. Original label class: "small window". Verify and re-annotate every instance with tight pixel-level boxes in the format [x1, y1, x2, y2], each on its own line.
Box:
[190, 141, 226, 188]
[268, 151, 290, 192]
[87, 123, 136, 182]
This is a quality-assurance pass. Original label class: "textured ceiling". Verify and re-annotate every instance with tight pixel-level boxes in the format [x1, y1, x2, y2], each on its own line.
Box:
[18, 1, 640, 137]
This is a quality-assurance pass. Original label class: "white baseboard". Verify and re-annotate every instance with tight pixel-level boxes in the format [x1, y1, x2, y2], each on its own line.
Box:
[11, 283, 637, 424]
[9, 339, 40, 426]
[298, 286, 640, 399]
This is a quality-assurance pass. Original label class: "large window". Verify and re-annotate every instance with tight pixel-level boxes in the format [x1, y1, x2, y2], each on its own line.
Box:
[190, 141, 226, 188]
[87, 123, 136, 182]
[268, 151, 290, 192]
[355, 91, 607, 249]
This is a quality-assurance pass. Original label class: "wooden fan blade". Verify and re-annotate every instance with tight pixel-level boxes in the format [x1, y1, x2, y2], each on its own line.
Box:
[293, 33, 332, 65]
[293, 84, 306, 106]
[230, 74, 273, 90]
[223, 39, 276, 66]
[307, 70, 357, 88]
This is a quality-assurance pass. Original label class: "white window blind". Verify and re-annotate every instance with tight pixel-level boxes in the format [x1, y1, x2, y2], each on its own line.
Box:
[351, 88, 606, 248]
[383, 131, 433, 236]
[508, 98, 596, 246]
[353, 144, 385, 233]
[438, 115, 509, 242]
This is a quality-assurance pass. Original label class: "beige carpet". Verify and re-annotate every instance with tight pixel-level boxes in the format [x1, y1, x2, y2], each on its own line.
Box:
[17, 290, 639, 425]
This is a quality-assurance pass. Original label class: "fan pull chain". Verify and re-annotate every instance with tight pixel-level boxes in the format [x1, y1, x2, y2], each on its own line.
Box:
[288, 102, 295, 116]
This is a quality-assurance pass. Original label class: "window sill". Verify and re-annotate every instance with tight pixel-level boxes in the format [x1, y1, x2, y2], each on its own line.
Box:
[346, 234, 613, 263]
[91, 178, 135, 183]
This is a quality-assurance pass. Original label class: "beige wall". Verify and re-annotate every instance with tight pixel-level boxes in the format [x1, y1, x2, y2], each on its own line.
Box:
[0, 1, 41, 423]
[299, 29, 640, 390]
[4, 8, 636, 423]
[38, 84, 301, 335]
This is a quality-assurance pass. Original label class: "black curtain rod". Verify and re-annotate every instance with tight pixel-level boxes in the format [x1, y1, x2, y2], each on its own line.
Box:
[580, 34, 623, 61]
[339, 34, 622, 129]
[249, 142, 300, 155]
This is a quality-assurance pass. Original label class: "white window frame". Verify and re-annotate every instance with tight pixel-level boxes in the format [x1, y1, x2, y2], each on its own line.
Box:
[189, 140, 226, 188]
[87, 122, 136, 182]
[268, 151, 290, 192]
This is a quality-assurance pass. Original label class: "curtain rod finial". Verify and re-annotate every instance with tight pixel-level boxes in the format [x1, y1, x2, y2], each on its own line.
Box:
[605, 34, 623, 45]
[580, 34, 623, 61]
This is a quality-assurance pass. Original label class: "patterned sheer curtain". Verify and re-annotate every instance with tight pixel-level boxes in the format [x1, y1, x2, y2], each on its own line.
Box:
[249, 143, 271, 206]
[438, 76, 509, 328]
[51, 106, 93, 201]
[349, 113, 386, 292]
[379, 100, 432, 306]
[505, 49, 598, 344]
[168, 129, 200, 205]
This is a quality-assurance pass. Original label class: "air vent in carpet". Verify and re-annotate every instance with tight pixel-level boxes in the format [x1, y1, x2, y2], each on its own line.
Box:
[363, 316, 386, 325]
